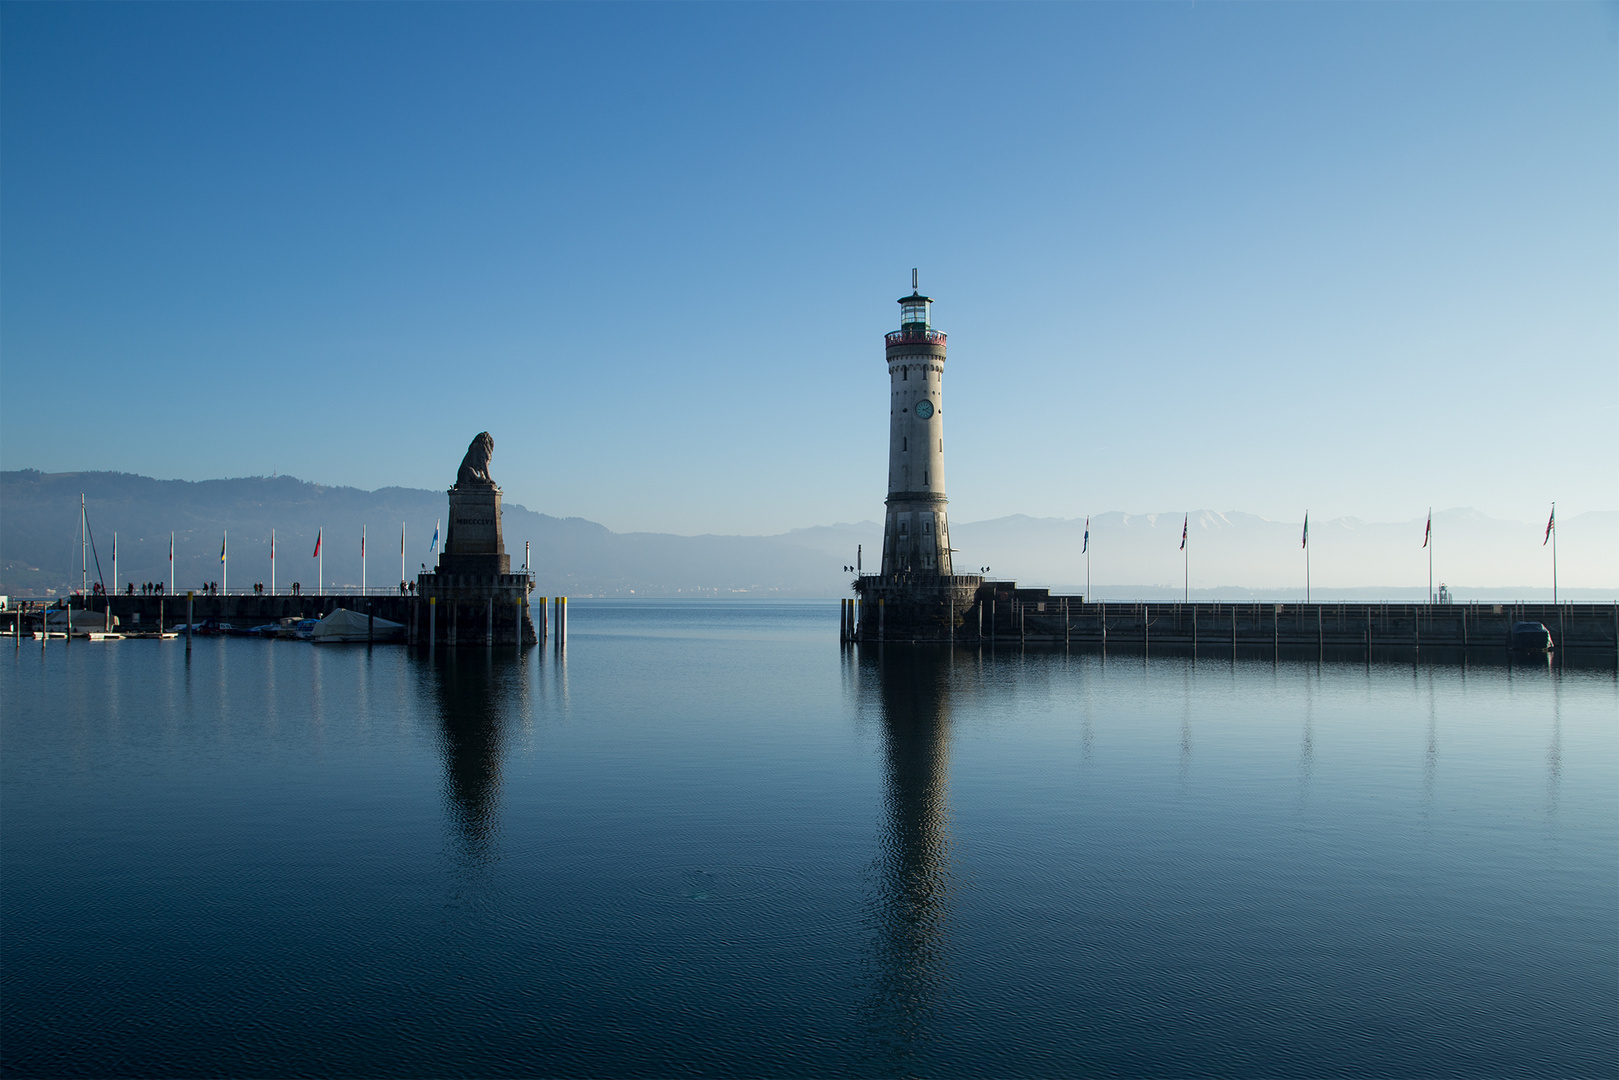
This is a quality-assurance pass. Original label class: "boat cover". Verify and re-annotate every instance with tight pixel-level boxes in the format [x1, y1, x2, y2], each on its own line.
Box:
[311, 607, 406, 643]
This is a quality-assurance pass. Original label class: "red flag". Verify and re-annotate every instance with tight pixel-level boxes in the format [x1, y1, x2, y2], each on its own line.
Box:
[312, 529, 322, 558]
[1544, 505, 1554, 545]
[1423, 511, 1430, 548]
[1180, 515, 1188, 551]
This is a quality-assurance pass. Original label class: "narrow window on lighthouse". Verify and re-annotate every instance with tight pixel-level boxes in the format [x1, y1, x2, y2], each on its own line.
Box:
[902, 437, 907, 452]
[903, 368, 908, 381]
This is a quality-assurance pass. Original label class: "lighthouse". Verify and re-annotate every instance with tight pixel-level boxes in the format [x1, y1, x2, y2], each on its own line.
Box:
[882, 274, 953, 577]
[855, 274, 982, 643]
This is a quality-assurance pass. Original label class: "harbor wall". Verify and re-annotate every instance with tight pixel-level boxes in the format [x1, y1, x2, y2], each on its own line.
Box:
[856, 584, 1619, 661]
[7, 593, 539, 647]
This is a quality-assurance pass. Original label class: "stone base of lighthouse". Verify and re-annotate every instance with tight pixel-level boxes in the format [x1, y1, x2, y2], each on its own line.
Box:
[856, 573, 984, 643]
[855, 575, 1093, 645]
[416, 483, 537, 647]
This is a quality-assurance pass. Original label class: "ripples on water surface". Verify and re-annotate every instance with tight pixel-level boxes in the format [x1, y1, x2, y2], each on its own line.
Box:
[3, 600, 1614, 1077]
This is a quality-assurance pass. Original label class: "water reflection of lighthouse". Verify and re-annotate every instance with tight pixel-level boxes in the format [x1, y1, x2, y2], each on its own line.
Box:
[860, 647, 957, 1060]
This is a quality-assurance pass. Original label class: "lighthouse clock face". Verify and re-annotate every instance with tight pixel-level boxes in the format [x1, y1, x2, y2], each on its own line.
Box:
[915, 399, 934, 419]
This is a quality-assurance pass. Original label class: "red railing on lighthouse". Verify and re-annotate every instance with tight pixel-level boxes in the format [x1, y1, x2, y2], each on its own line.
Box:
[885, 329, 947, 347]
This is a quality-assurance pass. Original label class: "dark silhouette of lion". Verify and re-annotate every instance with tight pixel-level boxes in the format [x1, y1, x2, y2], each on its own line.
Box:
[456, 432, 496, 487]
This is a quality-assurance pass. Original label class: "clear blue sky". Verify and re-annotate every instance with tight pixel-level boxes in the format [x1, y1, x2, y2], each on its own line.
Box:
[3, 2, 1614, 536]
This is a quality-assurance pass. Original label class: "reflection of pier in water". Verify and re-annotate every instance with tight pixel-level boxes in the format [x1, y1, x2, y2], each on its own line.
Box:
[859, 647, 959, 1063]
[423, 654, 528, 864]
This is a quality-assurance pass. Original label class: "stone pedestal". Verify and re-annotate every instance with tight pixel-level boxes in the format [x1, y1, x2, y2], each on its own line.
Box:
[437, 485, 510, 575]
[418, 482, 533, 646]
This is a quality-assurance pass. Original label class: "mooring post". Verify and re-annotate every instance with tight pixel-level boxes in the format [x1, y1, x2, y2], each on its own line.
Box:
[878, 598, 885, 641]
[1231, 604, 1237, 658]
[1193, 603, 1198, 657]
[1274, 605, 1279, 660]
[558, 597, 567, 647]
[1100, 602, 1106, 652]
[949, 588, 955, 646]
[1317, 605, 1323, 660]
[368, 604, 374, 646]
[1064, 598, 1070, 648]
[429, 597, 437, 653]
[485, 598, 493, 648]
[516, 596, 523, 650]
[186, 591, 194, 654]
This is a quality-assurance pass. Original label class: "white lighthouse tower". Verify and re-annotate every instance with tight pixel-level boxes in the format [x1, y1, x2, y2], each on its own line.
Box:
[882, 273, 953, 577]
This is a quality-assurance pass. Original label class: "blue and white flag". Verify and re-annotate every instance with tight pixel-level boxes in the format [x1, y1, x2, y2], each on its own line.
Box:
[429, 519, 440, 554]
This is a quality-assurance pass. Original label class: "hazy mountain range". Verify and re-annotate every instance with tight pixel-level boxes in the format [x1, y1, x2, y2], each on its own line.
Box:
[3, 470, 1613, 601]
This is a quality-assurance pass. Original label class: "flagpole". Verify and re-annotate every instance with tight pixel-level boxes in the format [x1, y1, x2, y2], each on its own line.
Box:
[81, 495, 87, 596]
[400, 523, 406, 590]
[362, 525, 367, 595]
[1428, 507, 1433, 604]
[113, 532, 118, 596]
[169, 531, 174, 594]
[1551, 502, 1557, 606]
[271, 528, 276, 596]
[223, 530, 228, 594]
[1304, 512, 1310, 605]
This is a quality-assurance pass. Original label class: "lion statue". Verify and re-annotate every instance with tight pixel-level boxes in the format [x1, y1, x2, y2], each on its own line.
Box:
[456, 432, 496, 488]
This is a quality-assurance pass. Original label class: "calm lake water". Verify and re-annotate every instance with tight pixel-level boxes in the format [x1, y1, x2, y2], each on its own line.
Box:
[3, 600, 1615, 1077]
